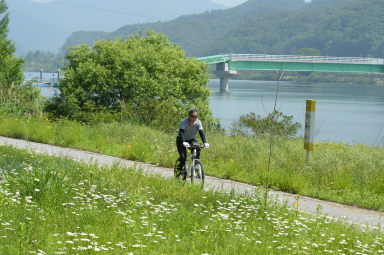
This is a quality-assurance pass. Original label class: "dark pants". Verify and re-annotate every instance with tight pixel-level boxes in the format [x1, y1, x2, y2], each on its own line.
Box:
[176, 137, 200, 170]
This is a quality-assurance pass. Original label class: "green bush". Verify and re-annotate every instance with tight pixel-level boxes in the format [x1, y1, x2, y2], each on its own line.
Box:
[231, 110, 302, 138]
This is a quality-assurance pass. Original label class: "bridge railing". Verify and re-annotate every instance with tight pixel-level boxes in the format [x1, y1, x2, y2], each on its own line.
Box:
[228, 54, 384, 65]
[197, 54, 229, 64]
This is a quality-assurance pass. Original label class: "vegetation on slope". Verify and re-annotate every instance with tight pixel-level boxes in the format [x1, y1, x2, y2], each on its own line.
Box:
[208, 0, 384, 57]
[23, 50, 65, 72]
[1, 145, 384, 253]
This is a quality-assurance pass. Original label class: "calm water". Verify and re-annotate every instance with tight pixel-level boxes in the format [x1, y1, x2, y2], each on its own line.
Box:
[26, 72, 60, 98]
[208, 79, 384, 146]
[30, 71, 384, 145]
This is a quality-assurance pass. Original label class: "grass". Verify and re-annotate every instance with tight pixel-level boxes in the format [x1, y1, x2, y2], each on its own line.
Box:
[0, 145, 384, 254]
[0, 114, 384, 211]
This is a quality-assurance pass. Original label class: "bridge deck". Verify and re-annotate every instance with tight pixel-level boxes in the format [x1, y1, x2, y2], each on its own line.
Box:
[198, 54, 384, 74]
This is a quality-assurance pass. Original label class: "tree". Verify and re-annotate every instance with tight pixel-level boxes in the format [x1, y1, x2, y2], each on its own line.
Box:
[292, 48, 321, 56]
[23, 50, 64, 72]
[0, 0, 42, 117]
[0, 0, 23, 86]
[47, 31, 213, 130]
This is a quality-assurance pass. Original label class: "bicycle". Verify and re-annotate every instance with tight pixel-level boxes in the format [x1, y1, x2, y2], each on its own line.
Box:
[174, 143, 206, 183]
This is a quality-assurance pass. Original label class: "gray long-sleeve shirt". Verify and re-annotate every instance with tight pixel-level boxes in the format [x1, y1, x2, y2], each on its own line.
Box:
[178, 117, 206, 143]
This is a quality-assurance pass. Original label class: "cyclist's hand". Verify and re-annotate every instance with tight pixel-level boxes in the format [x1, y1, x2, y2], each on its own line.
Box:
[204, 143, 210, 148]
[183, 142, 190, 148]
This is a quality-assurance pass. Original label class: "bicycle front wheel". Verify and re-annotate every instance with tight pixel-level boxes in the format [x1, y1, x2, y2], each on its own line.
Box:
[183, 160, 188, 181]
[191, 159, 205, 184]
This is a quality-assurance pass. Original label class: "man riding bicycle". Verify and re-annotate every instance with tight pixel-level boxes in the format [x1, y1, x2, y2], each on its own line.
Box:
[176, 108, 210, 174]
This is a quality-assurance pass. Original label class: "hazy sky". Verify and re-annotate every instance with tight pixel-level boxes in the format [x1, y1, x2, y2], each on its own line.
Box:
[30, 0, 311, 8]
[208, 0, 311, 7]
[211, 0, 247, 6]
[30, 0, 248, 7]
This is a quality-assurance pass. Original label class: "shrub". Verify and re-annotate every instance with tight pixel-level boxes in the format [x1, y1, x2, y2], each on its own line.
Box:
[231, 110, 302, 138]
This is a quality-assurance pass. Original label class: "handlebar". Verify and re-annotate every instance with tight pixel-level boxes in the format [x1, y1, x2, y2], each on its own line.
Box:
[189, 144, 207, 149]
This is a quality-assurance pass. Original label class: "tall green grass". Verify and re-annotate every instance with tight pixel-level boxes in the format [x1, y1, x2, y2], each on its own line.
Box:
[0, 82, 43, 118]
[0, 145, 383, 254]
[0, 115, 383, 210]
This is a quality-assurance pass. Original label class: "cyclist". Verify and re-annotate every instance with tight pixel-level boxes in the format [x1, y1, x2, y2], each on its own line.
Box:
[176, 108, 210, 175]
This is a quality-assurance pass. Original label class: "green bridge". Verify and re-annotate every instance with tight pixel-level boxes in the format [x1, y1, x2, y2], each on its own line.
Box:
[197, 54, 384, 92]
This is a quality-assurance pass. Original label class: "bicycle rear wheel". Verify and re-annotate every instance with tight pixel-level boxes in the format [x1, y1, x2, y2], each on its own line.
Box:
[191, 159, 205, 184]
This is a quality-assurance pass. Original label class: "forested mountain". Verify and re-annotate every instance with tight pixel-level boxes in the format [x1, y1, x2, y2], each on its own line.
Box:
[207, 0, 384, 57]
[61, 0, 384, 58]
[61, 0, 306, 55]
[7, 0, 224, 55]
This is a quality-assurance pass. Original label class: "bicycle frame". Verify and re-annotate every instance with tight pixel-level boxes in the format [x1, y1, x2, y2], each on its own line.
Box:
[184, 146, 198, 174]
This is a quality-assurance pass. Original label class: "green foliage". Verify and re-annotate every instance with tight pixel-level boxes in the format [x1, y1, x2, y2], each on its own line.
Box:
[0, 82, 43, 117]
[0, 0, 43, 117]
[208, 0, 384, 57]
[295, 72, 384, 85]
[23, 50, 65, 72]
[232, 111, 302, 138]
[292, 47, 321, 56]
[0, 0, 23, 87]
[49, 31, 213, 130]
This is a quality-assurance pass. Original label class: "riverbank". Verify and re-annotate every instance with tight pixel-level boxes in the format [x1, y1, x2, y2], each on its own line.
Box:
[222, 71, 384, 85]
[0, 116, 383, 211]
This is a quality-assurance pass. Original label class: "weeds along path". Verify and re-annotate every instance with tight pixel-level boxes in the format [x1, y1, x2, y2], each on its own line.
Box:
[0, 135, 383, 230]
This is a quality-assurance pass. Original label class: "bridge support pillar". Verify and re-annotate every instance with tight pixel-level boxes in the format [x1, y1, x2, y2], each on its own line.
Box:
[214, 62, 237, 93]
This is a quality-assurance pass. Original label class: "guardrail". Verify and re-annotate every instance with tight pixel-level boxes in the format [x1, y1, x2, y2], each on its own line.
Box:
[196, 55, 229, 64]
[228, 54, 384, 65]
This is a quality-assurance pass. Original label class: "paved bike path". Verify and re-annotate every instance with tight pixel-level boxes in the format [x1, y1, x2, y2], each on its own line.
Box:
[0, 136, 383, 230]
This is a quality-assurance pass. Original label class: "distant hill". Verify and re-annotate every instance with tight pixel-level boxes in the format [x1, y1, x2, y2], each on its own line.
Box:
[205, 0, 384, 57]
[61, 0, 306, 56]
[7, 0, 225, 55]
[61, 0, 384, 59]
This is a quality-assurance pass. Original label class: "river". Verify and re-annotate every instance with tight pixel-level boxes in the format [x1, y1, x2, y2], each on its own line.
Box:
[208, 79, 384, 146]
[29, 72, 384, 146]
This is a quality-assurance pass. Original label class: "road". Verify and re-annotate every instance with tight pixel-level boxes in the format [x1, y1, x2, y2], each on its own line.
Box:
[0, 136, 383, 231]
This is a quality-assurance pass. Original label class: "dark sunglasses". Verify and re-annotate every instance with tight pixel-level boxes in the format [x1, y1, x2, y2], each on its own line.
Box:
[190, 115, 198, 118]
